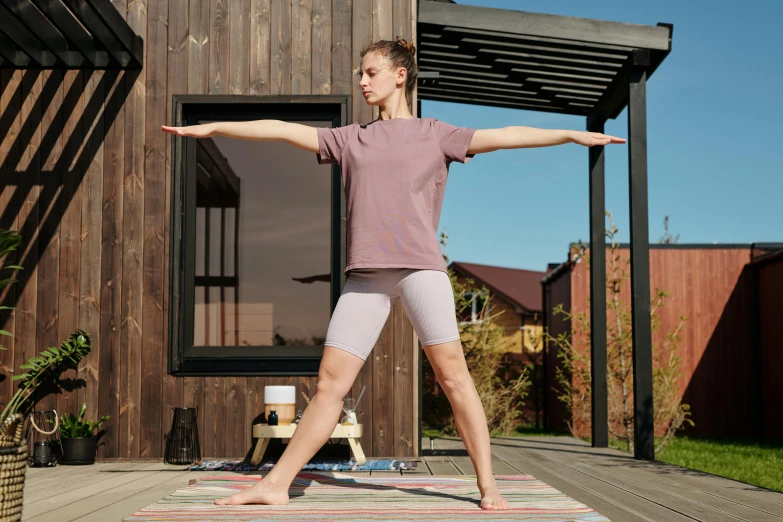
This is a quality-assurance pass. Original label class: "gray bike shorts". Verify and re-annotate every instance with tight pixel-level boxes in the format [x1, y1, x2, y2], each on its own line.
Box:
[324, 268, 461, 361]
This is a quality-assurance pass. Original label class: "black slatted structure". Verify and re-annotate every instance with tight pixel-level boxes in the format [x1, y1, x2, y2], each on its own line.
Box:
[0, 0, 143, 70]
[417, 0, 671, 119]
[417, 0, 674, 461]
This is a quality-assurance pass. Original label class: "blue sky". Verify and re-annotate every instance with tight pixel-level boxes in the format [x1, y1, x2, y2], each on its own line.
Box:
[426, 0, 783, 272]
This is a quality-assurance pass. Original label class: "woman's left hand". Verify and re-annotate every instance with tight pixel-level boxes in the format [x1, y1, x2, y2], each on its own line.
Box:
[570, 131, 626, 146]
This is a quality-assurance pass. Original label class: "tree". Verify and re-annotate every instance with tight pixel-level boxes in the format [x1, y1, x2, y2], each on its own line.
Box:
[658, 215, 680, 244]
[548, 211, 693, 453]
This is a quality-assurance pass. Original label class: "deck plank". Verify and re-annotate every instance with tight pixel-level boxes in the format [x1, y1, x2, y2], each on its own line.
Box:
[491, 445, 694, 522]
[491, 459, 520, 475]
[23, 462, 116, 494]
[22, 465, 163, 520]
[502, 455, 673, 522]
[23, 462, 155, 503]
[586, 455, 783, 521]
[76, 471, 221, 522]
[426, 460, 461, 475]
[503, 440, 766, 522]
[626, 459, 783, 513]
[529, 441, 781, 522]
[567, 459, 748, 522]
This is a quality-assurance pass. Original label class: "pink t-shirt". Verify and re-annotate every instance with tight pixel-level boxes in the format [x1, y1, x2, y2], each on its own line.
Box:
[316, 117, 476, 275]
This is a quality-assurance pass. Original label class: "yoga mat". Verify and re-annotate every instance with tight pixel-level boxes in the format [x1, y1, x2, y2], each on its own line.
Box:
[124, 472, 609, 521]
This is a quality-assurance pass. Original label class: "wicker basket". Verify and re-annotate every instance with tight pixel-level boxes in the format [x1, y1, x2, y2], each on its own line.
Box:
[0, 414, 27, 522]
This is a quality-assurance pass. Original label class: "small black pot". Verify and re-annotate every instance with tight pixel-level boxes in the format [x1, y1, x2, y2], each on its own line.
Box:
[60, 436, 97, 465]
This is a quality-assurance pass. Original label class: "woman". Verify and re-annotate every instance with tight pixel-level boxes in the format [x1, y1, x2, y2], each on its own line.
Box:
[162, 37, 624, 510]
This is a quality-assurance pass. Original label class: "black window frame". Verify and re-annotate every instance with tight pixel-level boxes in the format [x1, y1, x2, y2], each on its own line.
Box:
[168, 95, 350, 376]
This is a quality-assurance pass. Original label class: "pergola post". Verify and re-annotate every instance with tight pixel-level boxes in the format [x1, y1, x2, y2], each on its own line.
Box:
[628, 49, 655, 461]
[587, 114, 608, 448]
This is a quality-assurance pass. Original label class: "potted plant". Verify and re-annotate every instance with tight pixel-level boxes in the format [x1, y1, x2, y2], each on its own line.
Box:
[58, 403, 109, 465]
[0, 228, 93, 520]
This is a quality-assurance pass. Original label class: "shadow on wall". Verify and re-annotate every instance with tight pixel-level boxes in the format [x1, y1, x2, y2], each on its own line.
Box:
[0, 68, 138, 309]
[681, 265, 756, 438]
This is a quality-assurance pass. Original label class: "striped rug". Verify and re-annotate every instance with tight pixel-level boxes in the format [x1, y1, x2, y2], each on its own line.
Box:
[124, 472, 609, 521]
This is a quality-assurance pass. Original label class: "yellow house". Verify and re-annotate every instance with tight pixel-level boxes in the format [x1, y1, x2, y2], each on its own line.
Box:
[448, 262, 545, 355]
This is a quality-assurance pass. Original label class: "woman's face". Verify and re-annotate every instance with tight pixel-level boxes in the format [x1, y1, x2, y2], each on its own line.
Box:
[358, 52, 404, 106]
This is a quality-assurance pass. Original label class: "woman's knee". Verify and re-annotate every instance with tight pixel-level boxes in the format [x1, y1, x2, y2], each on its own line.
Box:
[315, 345, 364, 400]
[436, 371, 472, 394]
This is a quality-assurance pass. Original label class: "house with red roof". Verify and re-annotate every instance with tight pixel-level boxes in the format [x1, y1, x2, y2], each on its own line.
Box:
[447, 262, 546, 355]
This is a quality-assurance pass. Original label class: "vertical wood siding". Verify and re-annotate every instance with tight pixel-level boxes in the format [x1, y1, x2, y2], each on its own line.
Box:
[0, 0, 418, 459]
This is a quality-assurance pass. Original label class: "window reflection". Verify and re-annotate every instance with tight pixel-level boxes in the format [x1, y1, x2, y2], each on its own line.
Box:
[193, 121, 333, 348]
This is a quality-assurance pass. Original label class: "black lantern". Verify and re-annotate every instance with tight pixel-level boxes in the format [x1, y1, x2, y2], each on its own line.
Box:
[164, 407, 201, 465]
[27, 410, 63, 467]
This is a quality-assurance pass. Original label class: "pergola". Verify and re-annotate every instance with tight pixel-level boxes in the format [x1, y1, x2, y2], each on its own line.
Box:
[417, 0, 673, 460]
[0, 0, 143, 70]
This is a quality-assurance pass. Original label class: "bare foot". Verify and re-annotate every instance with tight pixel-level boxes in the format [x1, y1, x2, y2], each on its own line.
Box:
[214, 479, 290, 506]
[478, 485, 510, 510]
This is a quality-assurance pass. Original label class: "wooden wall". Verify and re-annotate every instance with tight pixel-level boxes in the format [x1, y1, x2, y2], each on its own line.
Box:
[757, 254, 783, 439]
[0, 0, 419, 459]
[543, 246, 776, 438]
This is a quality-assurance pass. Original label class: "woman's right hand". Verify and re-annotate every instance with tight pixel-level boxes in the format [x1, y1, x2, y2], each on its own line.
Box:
[161, 123, 217, 138]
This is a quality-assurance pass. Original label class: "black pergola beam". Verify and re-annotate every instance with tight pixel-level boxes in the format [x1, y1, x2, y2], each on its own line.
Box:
[63, 0, 142, 69]
[0, 0, 141, 70]
[418, 2, 672, 119]
[80, 0, 143, 67]
[417, 89, 572, 116]
[0, 3, 58, 67]
[32, 0, 112, 68]
[589, 25, 672, 121]
[588, 56, 633, 122]
[587, 113, 608, 449]
[627, 48, 654, 461]
[3, 0, 92, 67]
[420, 0, 671, 50]
[0, 30, 33, 67]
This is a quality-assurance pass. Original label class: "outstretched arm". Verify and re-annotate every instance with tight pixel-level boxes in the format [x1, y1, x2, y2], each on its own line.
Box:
[467, 126, 625, 154]
[161, 120, 319, 153]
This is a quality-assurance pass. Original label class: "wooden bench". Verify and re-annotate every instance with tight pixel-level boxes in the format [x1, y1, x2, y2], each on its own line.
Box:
[251, 423, 366, 465]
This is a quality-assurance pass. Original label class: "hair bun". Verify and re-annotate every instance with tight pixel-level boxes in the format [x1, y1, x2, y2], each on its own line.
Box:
[395, 37, 416, 56]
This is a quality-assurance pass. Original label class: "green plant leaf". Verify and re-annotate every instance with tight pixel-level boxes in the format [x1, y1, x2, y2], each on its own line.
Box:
[1, 328, 92, 423]
[0, 279, 18, 289]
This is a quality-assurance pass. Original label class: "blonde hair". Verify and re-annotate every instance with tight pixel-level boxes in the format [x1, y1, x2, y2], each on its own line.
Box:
[358, 36, 419, 105]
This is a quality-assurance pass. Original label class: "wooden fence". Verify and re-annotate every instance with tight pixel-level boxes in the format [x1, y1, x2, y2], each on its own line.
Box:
[543, 245, 782, 439]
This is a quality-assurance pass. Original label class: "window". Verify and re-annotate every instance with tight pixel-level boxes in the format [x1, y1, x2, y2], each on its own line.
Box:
[458, 290, 491, 325]
[169, 96, 350, 375]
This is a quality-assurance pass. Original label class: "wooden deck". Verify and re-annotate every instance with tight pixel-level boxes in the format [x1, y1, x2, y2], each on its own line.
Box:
[21, 436, 783, 521]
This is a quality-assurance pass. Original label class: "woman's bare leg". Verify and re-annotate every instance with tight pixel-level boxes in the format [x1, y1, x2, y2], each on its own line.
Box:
[423, 339, 510, 510]
[216, 345, 366, 505]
